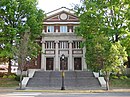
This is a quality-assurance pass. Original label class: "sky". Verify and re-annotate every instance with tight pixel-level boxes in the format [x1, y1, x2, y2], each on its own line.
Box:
[37, 0, 81, 13]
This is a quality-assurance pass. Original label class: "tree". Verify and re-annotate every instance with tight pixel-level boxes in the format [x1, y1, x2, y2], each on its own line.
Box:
[75, 0, 129, 90]
[82, 33, 128, 90]
[102, 42, 127, 90]
[0, 0, 44, 75]
[17, 31, 30, 89]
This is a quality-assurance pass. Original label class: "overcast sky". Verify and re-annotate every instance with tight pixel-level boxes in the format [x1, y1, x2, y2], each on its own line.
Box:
[37, 0, 81, 13]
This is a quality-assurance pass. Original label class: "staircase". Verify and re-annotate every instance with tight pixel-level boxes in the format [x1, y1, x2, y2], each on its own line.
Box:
[27, 71, 102, 89]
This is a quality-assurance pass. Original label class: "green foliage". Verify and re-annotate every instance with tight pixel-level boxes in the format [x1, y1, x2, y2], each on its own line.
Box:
[119, 76, 128, 80]
[76, 0, 129, 73]
[75, 0, 129, 90]
[15, 75, 26, 81]
[0, 0, 45, 73]
[2, 75, 8, 78]
[2, 74, 16, 79]
[8, 74, 16, 79]
[111, 75, 118, 79]
[15, 75, 21, 81]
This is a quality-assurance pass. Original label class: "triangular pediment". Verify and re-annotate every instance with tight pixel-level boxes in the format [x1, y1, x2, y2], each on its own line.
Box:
[44, 7, 79, 22]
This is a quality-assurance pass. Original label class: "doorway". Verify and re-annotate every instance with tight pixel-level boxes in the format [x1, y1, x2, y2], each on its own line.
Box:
[74, 57, 82, 70]
[46, 58, 54, 70]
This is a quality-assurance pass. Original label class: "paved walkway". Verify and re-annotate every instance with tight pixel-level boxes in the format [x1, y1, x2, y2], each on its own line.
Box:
[1, 92, 130, 97]
[0, 87, 130, 93]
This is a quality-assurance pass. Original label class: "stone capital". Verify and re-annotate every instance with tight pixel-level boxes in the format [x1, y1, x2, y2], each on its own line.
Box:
[55, 40, 59, 43]
[69, 40, 73, 43]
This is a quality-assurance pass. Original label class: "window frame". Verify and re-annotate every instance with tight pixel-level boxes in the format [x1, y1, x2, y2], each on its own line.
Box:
[47, 26, 54, 32]
[60, 26, 67, 33]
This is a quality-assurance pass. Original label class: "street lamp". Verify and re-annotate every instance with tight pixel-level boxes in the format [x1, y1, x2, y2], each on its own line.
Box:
[61, 54, 65, 90]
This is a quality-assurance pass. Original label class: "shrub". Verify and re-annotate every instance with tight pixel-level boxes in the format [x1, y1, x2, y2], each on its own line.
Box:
[2, 75, 8, 78]
[8, 75, 16, 79]
[15, 75, 21, 81]
[15, 75, 26, 81]
[120, 76, 128, 80]
[111, 75, 118, 79]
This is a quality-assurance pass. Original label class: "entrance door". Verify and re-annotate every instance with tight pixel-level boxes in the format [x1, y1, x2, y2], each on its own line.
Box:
[60, 57, 68, 70]
[74, 58, 82, 70]
[46, 58, 54, 70]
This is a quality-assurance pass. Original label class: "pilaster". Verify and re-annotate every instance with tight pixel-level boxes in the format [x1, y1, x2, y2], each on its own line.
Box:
[69, 40, 73, 70]
[55, 40, 59, 71]
[82, 46, 87, 70]
[41, 40, 46, 70]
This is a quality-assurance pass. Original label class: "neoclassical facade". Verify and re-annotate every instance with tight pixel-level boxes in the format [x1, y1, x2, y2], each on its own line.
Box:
[40, 7, 87, 71]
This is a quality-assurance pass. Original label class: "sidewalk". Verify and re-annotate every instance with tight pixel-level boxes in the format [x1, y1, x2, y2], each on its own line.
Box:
[0, 87, 17, 93]
[0, 87, 130, 93]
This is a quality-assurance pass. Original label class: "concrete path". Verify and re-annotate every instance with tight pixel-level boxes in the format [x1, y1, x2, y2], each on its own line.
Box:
[1, 92, 130, 97]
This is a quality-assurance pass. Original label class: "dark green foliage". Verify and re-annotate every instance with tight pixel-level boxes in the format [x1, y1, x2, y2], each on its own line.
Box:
[14, 75, 26, 81]
[75, 0, 129, 90]
[0, 0, 45, 74]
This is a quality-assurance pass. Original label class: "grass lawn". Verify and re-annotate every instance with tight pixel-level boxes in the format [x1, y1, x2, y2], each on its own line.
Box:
[0, 78, 19, 87]
[110, 78, 130, 88]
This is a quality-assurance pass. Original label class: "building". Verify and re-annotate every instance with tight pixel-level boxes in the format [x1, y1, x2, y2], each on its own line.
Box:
[26, 7, 130, 72]
[40, 7, 87, 71]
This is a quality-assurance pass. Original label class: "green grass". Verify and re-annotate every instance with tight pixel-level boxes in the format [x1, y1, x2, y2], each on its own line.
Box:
[0, 78, 19, 87]
[110, 78, 130, 88]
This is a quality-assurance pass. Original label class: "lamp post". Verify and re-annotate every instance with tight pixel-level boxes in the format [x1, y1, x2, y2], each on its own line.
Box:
[61, 54, 65, 90]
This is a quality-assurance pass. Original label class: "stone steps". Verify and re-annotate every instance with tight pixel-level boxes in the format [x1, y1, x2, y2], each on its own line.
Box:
[27, 71, 101, 89]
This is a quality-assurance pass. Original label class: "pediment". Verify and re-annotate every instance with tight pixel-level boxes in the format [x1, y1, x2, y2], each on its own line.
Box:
[44, 9, 79, 22]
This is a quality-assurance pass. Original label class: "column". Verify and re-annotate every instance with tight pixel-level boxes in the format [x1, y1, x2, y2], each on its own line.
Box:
[82, 46, 87, 70]
[41, 40, 46, 70]
[69, 40, 73, 71]
[55, 40, 59, 71]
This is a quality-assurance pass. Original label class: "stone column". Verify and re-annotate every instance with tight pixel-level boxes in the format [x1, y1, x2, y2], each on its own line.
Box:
[55, 40, 59, 71]
[41, 40, 46, 70]
[82, 46, 87, 70]
[69, 40, 73, 71]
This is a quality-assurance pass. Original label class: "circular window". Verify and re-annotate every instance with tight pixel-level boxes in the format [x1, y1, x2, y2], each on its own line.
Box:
[60, 13, 68, 20]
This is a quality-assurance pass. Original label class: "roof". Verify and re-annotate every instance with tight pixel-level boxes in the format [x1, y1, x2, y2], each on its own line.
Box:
[46, 7, 76, 17]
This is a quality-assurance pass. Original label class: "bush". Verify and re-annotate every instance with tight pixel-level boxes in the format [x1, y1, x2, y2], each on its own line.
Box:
[8, 75, 16, 79]
[110, 75, 118, 79]
[120, 76, 128, 80]
[15, 75, 21, 81]
[15, 75, 26, 81]
[2, 75, 8, 78]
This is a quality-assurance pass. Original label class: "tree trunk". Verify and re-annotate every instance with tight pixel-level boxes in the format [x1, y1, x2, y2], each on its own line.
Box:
[115, 33, 119, 42]
[19, 70, 23, 89]
[128, 56, 130, 68]
[18, 57, 24, 90]
[106, 71, 110, 90]
[8, 58, 12, 74]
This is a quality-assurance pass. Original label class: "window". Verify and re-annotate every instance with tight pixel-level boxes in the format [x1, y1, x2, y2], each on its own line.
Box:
[59, 41, 69, 49]
[73, 41, 82, 49]
[60, 26, 67, 32]
[45, 41, 55, 49]
[47, 26, 54, 32]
